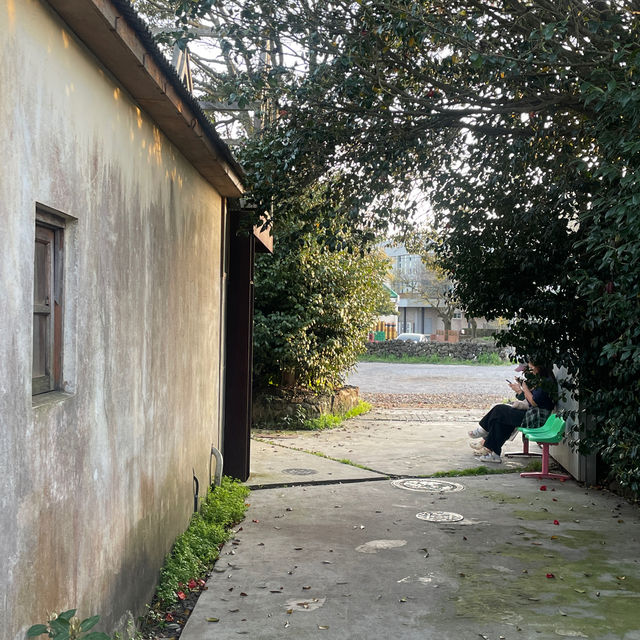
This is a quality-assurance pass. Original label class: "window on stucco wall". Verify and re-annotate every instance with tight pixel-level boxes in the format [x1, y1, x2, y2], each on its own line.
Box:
[33, 209, 65, 395]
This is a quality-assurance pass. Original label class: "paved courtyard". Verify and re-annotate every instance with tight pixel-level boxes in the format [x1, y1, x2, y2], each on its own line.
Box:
[178, 363, 640, 640]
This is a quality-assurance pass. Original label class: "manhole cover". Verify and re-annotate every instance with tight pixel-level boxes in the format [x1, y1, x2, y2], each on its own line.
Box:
[391, 478, 464, 493]
[416, 511, 464, 523]
[281, 468, 318, 476]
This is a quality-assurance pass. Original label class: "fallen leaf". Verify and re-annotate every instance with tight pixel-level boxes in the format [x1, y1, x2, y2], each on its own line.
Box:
[165, 614, 174, 622]
[252, 519, 259, 523]
[206, 618, 219, 623]
[550, 536, 558, 540]
[302, 586, 311, 590]
[318, 625, 329, 630]
[240, 592, 248, 597]
[617, 576, 626, 580]
[574, 589, 585, 594]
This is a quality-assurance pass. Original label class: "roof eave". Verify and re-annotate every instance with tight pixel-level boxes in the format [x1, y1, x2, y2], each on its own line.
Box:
[47, 0, 245, 197]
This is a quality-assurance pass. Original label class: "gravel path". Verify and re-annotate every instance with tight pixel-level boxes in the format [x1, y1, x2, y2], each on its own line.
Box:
[348, 362, 516, 409]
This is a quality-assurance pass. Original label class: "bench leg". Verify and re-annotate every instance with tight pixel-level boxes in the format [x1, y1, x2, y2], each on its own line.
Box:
[520, 443, 571, 481]
[505, 433, 543, 459]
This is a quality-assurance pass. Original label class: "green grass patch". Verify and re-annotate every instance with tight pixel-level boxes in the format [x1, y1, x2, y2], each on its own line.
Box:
[154, 477, 250, 608]
[358, 352, 507, 366]
[428, 459, 542, 478]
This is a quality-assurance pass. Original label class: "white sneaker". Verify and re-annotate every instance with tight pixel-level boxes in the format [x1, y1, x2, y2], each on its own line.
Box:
[478, 452, 502, 464]
[468, 427, 488, 439]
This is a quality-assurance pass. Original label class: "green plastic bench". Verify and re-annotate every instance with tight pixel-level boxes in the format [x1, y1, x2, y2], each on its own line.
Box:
[518, 414, 571, 481]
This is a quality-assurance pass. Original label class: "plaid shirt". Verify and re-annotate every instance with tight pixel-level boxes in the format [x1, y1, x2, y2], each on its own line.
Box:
[522, 406, 551, 429]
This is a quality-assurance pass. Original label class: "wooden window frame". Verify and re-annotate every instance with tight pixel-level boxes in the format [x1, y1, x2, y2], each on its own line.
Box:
[33, 210, 65, 395]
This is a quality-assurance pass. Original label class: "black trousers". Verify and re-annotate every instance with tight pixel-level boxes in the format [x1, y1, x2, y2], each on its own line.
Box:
[479, 404, 527, 455]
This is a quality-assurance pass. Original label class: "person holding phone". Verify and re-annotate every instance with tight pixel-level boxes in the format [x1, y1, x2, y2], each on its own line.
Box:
[468, 361, 556, 463]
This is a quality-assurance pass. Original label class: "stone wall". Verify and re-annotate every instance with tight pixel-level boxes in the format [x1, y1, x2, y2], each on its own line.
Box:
[253, 386, 360, 426]
[364, 340, 510, 360]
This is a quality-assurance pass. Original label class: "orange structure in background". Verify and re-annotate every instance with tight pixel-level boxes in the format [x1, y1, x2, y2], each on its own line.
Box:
[371, 321, 397, 341]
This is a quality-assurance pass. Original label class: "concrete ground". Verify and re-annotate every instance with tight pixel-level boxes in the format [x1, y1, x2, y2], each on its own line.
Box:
[180, 406, 640, 640]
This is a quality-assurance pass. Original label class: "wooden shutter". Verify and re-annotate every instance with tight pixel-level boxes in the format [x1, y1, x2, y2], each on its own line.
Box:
[33, 225, 55, 394]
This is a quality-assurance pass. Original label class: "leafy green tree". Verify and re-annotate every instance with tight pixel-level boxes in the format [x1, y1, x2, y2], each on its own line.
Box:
[146, 0, 640, 490]
[253, 218, 391, 391]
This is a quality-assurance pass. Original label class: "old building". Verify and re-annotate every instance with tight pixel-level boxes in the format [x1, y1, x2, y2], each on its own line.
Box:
[0, 1, 269, 637]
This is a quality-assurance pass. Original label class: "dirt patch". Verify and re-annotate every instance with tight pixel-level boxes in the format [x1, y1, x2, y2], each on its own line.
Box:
[361, 392, 504, 410]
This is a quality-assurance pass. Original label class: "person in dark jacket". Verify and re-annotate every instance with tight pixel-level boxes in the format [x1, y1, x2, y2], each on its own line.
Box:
[468, 362, 556, 463]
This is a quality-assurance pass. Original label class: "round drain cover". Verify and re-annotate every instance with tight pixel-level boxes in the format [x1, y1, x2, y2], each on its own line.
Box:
[282, 468, 318, 475]
[392, 478, 464, 493]
[416, 511, 464, 523]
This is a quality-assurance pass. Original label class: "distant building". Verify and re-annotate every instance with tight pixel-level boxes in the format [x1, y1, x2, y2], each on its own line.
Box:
[384, 243, 500, 340]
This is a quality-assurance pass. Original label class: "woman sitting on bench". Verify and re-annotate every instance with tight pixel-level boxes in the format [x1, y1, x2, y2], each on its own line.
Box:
[469, 361, 556, 464]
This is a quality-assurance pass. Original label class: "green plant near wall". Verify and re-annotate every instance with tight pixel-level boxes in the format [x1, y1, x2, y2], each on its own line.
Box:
[254, 400, 372, 431]
[154, 477, 250, 608]
[27, 610, 109, 640]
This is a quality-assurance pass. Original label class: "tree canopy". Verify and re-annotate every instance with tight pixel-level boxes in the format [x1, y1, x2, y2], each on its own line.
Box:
[140, 0, 640, 491]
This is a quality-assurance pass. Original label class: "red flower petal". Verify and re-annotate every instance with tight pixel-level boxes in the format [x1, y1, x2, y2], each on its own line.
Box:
[177, 591, 186, 600]
[188, 579, 197, 590]
[540, 486, 547, 491]
[553, 520, 560, 525]
[165, 613, 174, 622]
[198, 579, 206, 588]
[546, 573, 555, 579]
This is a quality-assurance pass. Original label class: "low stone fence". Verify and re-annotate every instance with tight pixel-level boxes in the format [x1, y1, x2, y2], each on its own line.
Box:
[363, 340, 510, 361]
[253, 385, 360, 426]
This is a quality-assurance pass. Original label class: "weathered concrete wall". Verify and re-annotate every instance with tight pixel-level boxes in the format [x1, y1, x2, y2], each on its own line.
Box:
[1, 2, 225, 637]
